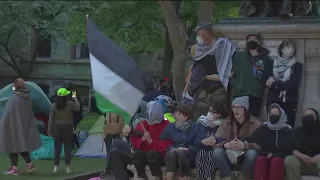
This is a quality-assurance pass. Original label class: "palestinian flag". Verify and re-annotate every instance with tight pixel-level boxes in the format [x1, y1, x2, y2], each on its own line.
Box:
[86, 17, 146, 124]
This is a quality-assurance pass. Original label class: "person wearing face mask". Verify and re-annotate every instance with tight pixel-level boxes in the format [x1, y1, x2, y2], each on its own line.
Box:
[193, 102, 228, 180]
[284, 108, 320, 180]
[159, 104, 197, 180]
[243, 103, 292, 180]
[183, 22, 235, 109]
[231, 33, 273, 118]
[212, 96, 261, 180]
[265, 39, 303, 127]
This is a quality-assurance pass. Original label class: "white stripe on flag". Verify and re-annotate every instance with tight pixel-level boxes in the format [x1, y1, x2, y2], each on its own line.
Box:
[90, 53, 144, 116]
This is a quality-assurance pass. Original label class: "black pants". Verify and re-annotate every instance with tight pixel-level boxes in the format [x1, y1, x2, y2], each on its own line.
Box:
[106, 139, 134, 180]
[9, 152, 31, 167]
[266, 100, 298, 127]
[104, 134, 121, 168]
[52, 124, 74, 166]
[132, 150, 164, 177]
[165, 149, 195, 176]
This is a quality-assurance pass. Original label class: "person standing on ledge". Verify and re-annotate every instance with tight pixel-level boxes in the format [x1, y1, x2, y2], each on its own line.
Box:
[231, 33, 273, 118]
[47, 88, 80, 174]
[0, 78, 41, 175]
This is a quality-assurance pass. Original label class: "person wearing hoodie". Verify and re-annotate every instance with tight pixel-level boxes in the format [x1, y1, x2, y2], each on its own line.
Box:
[231, 33, 273, 118]
[265, 39, 303, 127]
[130, 101, 172, 180]
[246, 103, 292, 180]
[284, 108, 320, 180]
[0, 78, 41, 175]
[212, 96, 261, 180]
[159, 104, 197, 180]
[194, 101, 228, 180]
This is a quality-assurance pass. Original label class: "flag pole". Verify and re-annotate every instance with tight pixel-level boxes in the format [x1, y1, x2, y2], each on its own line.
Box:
[86, 14, 89, 26]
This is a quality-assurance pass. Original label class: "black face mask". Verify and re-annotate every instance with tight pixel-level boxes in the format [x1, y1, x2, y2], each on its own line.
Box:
[247, 41, 259, 50]
[302, 115, 316, 125]
[269, 115, 280, 124]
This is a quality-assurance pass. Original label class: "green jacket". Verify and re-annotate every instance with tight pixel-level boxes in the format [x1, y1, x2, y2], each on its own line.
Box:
[231, 49, 273, 98]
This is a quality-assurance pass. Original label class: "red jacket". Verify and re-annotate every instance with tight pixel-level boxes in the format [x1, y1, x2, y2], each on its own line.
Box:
[130, 120, 172, 156]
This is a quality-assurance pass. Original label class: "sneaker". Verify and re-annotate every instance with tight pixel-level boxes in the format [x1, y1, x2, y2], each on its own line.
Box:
[100, 169, 113, 177]
[4, 166, 19, 175]
[66, 166, 72, 174]
[53, 166, 59, 173]
[26, 162, 36, 172]
[226, 149, 245, 164]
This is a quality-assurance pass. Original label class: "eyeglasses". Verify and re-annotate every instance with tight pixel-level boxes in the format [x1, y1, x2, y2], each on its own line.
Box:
[232, 106, 244, 110]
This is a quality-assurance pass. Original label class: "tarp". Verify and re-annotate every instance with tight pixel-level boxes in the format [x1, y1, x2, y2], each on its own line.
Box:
[74, 115, 107, 158]
[0, 81, 51, 116]
[30, 134, 65, 160]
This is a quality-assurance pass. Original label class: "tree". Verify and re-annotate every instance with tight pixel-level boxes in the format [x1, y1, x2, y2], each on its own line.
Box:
[197, 1, 214, 23]
[157, 1, 189, 101]
[0, 1, 69, 78]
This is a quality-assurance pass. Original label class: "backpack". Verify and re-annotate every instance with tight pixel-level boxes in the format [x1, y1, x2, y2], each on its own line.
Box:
[103, 112, 124, 136]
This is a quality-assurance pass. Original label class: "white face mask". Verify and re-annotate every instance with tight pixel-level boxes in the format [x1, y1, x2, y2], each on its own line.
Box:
[282, 47, 294, 58]
[206, 112, 214, 121]
[196, 36, 204, 45]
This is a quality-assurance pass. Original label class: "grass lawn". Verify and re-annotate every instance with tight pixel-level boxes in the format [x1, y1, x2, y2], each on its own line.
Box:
[0, 112, 105, 180]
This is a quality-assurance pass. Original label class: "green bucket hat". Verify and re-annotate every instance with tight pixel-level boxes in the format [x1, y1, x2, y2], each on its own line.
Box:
[57, 88, 70, 96]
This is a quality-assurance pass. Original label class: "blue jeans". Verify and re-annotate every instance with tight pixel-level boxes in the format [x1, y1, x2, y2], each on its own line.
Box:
[212, 148, 258, 178]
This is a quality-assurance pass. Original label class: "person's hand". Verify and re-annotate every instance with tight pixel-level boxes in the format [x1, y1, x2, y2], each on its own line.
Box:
[47, 130, 51, 137]
[206, 74, 220, 81]
[147, 139, 153, 144]
[311, 155, 320, 165]
[224, 142, 231, 149]
[141, 132, 151, 141]
[301, 154, 313, 167]
[202, 137, 215, 146]
[267, 153, 273, 159]
[266, 77, 275, 87]
[123, 125, 131, 137]
[230, 139, 245, 150]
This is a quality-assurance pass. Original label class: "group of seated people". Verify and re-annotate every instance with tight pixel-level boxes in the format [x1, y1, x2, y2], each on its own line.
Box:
[100, 95, 320, 180]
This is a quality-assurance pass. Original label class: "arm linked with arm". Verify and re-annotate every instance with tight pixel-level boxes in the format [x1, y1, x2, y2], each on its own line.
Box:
[213, 123, 228, 148]
[271, 63, 303, 91]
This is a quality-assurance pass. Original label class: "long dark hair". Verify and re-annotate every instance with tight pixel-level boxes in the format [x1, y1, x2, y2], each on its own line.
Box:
[55, 95, 69, 110]
[228, 107, 251, 138]
[277, 39, 296, 58]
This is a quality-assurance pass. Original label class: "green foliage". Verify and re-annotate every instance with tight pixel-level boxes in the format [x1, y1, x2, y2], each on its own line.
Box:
[0, 1, 69, 45]
[67, 1, 240, 53]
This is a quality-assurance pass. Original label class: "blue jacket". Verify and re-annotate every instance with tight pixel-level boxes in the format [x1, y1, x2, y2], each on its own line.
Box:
[159, 123, 198, 154]
[192, 123, 225, 151]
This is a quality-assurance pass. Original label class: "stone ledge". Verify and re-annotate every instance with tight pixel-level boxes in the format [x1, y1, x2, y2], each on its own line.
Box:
[127, 165, 320, 180]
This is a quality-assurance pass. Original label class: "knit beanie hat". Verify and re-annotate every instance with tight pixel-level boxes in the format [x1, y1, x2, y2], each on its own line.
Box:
[232, 96, 249, 110]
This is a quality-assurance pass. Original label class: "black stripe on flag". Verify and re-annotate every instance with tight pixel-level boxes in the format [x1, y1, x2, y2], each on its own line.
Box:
[86, 18, 146, 93]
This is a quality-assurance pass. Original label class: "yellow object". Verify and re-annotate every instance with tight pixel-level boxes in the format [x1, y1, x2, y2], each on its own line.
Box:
[164, 113, 175, 123]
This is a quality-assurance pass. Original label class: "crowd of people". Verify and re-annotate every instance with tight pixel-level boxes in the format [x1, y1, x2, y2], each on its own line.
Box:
[98, 22, 319, 180]
[0, 21, 318, 180]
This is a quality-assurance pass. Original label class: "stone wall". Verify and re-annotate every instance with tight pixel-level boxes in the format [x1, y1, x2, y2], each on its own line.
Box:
[214, 18, 320, 126]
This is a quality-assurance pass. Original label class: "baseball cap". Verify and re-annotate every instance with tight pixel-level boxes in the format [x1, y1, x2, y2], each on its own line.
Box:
[57, 88, 70, 96]
[193, 22, 213, 32]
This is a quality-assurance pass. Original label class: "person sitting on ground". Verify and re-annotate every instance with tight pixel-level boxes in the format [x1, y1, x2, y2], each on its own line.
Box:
[155, 95, 176, 123]
[212, 96, 261, 180]
[130, 101, 172, 180]
[101, 101, 171, 180]
[284, 108, 320, 180]
[0, 78, 41, 175]
[194, 101, 228, 180]
[247, 103, 292, 180]
[47, 88, 80, 174]
[159, 104, 197, 180]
